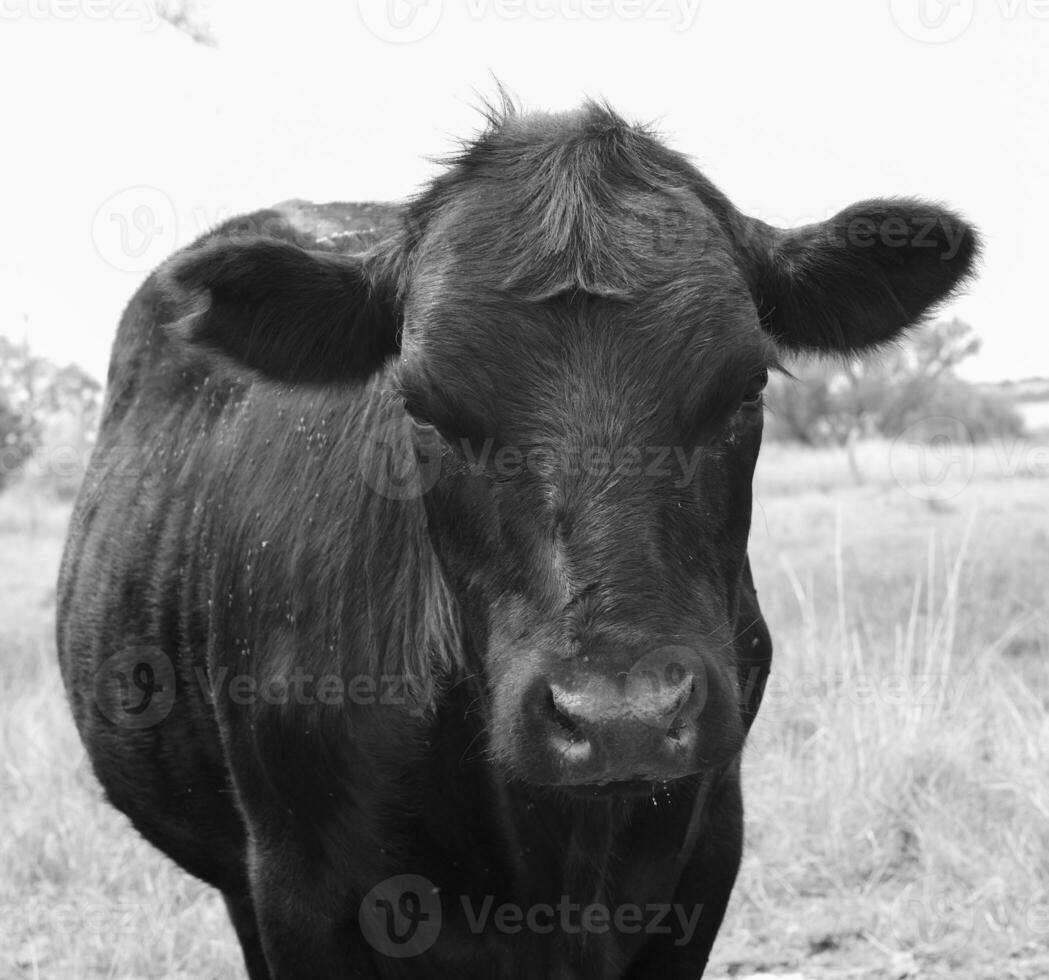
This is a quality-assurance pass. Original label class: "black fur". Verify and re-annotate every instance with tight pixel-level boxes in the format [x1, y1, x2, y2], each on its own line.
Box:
[160, 236, 400, 383]
[738, 198, 980, 352]
[57, 102, 978, 979]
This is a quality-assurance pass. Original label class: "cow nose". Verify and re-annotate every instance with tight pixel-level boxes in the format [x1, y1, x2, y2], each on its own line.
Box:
[549, 672, 693, 732]
[539, 663, 701, 785]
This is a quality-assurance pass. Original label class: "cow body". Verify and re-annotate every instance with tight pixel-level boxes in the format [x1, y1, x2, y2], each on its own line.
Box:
[57, 103, 977, 978]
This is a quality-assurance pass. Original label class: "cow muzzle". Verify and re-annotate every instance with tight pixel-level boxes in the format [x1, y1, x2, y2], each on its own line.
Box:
[525, 646, 717, 789]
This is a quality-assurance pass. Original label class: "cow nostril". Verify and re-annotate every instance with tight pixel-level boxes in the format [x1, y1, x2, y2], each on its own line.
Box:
[547, 689, 586, 743]
[659, 674, 694, 719]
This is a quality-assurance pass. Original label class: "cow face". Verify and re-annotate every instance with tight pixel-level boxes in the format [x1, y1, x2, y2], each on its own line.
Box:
[390, 184, 774, 790]
[163, 105, 978, 794]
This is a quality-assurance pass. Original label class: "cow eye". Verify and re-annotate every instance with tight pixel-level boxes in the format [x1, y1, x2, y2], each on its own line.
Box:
[402, 400, 468, 457]
[742, 368, 769, 404]
[403, 399, 434, 429]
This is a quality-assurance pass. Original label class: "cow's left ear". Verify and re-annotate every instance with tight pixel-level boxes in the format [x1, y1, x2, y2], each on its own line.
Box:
[738, 199, 980, 354]
[160, 237, 401, 383]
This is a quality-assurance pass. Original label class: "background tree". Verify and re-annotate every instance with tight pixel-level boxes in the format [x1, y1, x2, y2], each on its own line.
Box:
[765, 319, 1024, 451]
[155, 0, 217, 47]
[0, 392, 36, 493]
[0, 336, 102, 497]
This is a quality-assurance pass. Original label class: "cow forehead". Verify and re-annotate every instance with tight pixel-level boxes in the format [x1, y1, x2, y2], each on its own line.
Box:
[399, 183, 760, 376]
[405, 179, 737, 309]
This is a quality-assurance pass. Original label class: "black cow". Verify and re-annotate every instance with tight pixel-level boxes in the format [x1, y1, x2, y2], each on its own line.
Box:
[57, 103, 978, 979]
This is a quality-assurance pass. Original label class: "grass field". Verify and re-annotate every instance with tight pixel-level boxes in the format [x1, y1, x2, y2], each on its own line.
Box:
[1, 437, 1047, 979]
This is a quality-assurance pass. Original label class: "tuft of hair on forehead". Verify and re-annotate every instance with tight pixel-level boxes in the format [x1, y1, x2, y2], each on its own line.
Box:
[399, 97, 715, 302]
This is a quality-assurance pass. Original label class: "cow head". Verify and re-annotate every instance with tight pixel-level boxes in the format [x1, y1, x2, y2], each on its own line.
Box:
[163, 104, 978, 794]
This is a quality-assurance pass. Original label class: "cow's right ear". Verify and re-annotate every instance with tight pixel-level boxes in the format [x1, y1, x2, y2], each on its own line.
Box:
[160, 237, 400, 384]
[733, 199, 979, 355]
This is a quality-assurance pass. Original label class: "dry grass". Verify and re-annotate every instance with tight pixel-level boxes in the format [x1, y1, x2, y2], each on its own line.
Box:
[1, 439, 1047, 979]
[1, 484, 266, 980]
[713, 439, 1049, 979]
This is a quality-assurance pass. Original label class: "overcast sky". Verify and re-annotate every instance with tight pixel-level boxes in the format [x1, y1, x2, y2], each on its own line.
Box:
[1, 0, 1046, 382]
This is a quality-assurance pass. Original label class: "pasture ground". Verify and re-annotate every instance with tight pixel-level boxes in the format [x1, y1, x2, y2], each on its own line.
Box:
[2, 438, 1047, 979]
